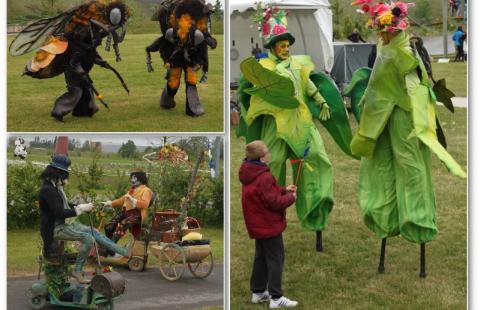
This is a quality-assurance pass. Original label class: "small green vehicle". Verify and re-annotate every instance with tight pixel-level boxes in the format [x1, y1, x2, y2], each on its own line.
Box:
[27, 239, 125, 309]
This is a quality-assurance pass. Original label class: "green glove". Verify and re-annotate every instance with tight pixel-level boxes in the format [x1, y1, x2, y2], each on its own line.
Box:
[318, 101, 331, 121]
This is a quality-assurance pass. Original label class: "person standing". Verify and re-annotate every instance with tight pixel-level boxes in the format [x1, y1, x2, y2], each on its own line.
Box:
[453, 26, 466, 62]
[347, 28, 366, 43]
[350, 1, 466, 276]
[239, 141, 298, 308]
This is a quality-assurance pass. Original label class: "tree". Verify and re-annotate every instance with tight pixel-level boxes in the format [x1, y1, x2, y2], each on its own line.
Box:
[118, 140, 138, 158]
[411, 0, 433, 25]
[213, 0, 223, 20]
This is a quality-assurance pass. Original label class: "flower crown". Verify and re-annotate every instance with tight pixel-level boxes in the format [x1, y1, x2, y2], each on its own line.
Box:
[352, 1, 415, 32]
[252, 2, 290, 45]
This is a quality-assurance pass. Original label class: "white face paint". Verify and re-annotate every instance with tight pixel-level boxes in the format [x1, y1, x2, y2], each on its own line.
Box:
[131, 175, 140, 187]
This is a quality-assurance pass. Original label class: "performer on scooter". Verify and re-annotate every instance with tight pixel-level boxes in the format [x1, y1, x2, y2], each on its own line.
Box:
[39, 154, 130, 284]
[102, 170, 153, 244]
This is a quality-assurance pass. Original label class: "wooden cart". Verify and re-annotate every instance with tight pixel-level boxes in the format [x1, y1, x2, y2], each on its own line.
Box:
[148, 210, 214, 281]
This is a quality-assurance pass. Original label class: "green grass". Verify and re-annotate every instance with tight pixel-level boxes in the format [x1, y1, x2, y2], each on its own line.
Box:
[7, 227, 224, 276]
[432, 62, 468, 97]
[7, 34, 224, 132]
[230, 108, 467, 309]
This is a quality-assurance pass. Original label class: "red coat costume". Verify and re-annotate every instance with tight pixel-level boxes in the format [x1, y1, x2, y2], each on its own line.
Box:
[239, 160, 296, 239]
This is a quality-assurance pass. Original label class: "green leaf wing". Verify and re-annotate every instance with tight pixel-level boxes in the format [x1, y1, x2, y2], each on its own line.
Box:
[308, 72, 357, 159]
[240, 57, 300, 109]
[343, 67, 372, 122]
[433, 78, 455, 113]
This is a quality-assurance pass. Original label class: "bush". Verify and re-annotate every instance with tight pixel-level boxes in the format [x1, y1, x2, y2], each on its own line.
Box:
[7, 163, 42, 229]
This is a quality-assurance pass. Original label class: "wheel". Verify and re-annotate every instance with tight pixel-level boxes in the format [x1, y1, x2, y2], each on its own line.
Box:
[97, 301, 114, 310]
[158, 243, 186, 281]
[188, 252, 214, 279]
[29, 295, 47, 309]
[128, 256, 145, 272]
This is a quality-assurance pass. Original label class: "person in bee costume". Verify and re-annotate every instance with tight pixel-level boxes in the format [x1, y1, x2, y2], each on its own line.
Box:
[146, 0, 218, 117]
[9, 1, 131, 121]
[237, 4, 355, 251]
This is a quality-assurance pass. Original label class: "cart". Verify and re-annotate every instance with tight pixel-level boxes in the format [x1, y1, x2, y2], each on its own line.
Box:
[148, 210, 214, 281]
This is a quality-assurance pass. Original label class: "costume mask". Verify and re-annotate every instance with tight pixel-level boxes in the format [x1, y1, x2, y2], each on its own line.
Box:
[273, 40, 290, 60]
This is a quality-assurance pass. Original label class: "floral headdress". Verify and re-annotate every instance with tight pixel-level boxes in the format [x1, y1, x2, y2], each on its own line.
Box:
[352, 1, 415, 33]
[252, 2, 295, 48]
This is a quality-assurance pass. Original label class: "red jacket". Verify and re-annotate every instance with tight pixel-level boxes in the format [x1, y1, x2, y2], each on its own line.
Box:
[239, 160, 296, 239]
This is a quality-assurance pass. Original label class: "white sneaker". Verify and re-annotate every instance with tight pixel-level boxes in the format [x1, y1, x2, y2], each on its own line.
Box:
[251, 291, 271, 303]
[269, 296, 298, 308]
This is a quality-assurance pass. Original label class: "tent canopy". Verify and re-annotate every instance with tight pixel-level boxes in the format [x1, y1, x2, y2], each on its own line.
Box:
[230, 0, 333, 82]
[230, 0, 331, 13]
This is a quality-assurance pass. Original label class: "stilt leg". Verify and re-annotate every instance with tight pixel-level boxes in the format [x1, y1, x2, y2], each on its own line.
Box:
[316, 231, 323, 252]
[419, 243, 427, 278]
[378, 238, 386, 274]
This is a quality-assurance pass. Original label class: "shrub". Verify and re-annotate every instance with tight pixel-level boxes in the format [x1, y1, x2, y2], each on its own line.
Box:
[7, 163, 42, 229]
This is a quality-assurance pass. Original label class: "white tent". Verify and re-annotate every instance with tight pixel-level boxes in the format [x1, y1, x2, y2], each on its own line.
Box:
[230, 0, 333, 82]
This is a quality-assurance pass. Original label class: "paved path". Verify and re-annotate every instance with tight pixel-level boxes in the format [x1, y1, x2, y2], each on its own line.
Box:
[8, 265, 224, 310]
[438, 97, 468, 108]
[423, 36, 468, 56]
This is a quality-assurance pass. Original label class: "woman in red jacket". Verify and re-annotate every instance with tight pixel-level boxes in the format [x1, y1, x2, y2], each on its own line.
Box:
[239, 140, 298, 309]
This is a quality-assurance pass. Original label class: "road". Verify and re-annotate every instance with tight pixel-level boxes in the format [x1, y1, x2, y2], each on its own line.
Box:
[8, 265, 224, 310]
[423, 36, 468, 56]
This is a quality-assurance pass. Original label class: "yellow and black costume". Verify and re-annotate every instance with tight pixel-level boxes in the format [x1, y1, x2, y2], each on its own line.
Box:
[146, 0, 217, 116]
[9, 1, 131, 121]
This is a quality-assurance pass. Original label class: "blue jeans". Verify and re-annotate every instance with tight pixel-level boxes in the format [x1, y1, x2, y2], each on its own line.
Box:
[54, 222, 128, 272]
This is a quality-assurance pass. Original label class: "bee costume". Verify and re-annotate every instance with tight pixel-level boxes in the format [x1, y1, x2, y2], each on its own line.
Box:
[146, 0, 218, 117]
[9, 1, 131, 121]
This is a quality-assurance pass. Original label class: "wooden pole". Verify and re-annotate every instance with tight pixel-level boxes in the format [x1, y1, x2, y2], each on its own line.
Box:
[443, 0, 448, 57]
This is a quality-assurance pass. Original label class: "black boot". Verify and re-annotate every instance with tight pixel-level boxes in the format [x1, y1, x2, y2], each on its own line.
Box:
[378, 238, 386, 274]
[186, 84, 205, 116]
[160, 87, 176, 109]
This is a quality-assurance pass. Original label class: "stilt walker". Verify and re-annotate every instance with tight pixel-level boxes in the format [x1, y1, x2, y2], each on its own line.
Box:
[348, 0, 466, 277]
[237, 3, 355, 251]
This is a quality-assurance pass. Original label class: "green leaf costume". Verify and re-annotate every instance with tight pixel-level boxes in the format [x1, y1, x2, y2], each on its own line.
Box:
[349, 32, 466, 243]
[238, 52, 354, 231]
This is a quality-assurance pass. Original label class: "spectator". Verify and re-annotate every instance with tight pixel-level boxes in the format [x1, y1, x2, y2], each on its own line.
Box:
[347, 28, 366, 43]
[452, 26, 466, 62]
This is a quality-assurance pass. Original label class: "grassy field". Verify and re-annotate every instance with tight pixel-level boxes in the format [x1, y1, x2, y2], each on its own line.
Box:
[7, 227, 224, 276]
[7, 34, 224, 132]
[432, 62, 468, 97]
[230, 108, 467, 309]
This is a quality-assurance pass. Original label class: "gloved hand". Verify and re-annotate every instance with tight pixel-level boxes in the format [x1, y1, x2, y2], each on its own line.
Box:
[75, 203, 95, 216]
[125, 194, 137, 208]
[101, 201, 112, 208]
[318, 101, 331, 121]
